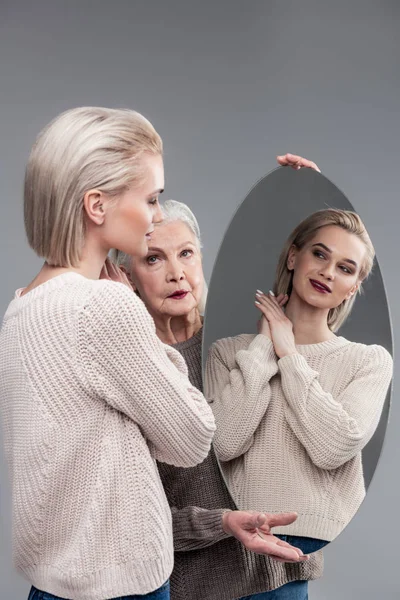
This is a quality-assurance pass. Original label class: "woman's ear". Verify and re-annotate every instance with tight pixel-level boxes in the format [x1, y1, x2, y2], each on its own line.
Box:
[345, 281, 361, 300]
[83, 189, 108, 226]
[287, 245, 297, 271]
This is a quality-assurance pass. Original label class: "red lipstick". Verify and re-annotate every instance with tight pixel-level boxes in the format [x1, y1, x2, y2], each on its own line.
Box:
[167, 290, 189, 300]
[309, 279, 331, 294]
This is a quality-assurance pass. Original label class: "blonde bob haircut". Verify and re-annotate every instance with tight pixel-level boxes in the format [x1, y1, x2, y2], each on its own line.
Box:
[24, 106, 163, 267]
[273, 208, 375, 332]
[112, 199, 209, 315]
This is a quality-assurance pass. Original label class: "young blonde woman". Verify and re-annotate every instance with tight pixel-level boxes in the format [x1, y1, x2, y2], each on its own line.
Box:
[0, 107, 217, 600]
[205, 208, 393, 600]
[113, 197, 325, 600]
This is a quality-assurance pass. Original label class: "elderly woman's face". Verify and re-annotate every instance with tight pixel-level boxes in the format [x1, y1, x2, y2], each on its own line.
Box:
[130, 220, 204, 318]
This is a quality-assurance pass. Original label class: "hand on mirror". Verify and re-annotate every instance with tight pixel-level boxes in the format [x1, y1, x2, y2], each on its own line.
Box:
[255, 291, 297, 358]
[277, 153, 321, 173]
[100, 258, 134, 291]
[222, 510, 309, 563]
[257, 293, 288, 340]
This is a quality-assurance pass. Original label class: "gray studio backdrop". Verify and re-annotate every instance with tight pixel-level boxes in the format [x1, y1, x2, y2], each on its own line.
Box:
[1, 2, 399, 599]
[202, 166, 392, 493]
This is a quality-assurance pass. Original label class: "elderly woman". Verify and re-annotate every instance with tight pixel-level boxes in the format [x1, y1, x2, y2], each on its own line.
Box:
[113, 196, 323, 600]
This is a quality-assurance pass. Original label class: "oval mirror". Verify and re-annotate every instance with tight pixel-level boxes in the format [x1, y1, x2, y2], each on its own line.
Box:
[202, 166, 393, 552]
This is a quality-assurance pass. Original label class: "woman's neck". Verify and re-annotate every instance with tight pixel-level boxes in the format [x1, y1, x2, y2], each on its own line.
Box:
[153, 309, 203, 345]
[284, 292, 336, 345]
[20, 240, 108, 296]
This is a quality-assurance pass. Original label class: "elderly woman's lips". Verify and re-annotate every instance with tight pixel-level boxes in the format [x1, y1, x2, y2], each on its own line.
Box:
[167, 291, 189, 299]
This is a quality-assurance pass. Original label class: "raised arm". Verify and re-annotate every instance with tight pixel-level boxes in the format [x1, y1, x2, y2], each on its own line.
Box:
[279, 345, 393, 470]
[78, 282, 215, 468]
[204, 334, 278, 461]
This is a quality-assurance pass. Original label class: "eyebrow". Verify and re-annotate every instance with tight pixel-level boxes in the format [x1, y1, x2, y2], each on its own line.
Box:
[147, 188, 164, 198]
[312, 243, 358, 267]
[147, 241, 196, 253]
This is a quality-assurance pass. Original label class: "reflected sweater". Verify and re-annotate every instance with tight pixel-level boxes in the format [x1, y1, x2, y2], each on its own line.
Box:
[157, 328, 323, 600]
[205, 333, 393, 542]
[0, 273, 215, 600]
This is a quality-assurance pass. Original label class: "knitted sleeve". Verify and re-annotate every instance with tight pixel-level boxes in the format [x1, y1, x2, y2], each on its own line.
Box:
[171, 507, 230, 551]
[78, 282, 215, 468]
[204, 334, 278, 461]
[278, 345, 393, 470]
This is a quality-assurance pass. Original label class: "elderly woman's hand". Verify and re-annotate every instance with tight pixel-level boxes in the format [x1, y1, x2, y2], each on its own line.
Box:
[255, 291, 297, 358]
[277, 153, 321, 172]
[222, 510, 309, 563]
[100, 258, 134, 291]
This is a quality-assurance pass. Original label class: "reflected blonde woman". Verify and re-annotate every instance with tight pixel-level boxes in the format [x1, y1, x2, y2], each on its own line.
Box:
[205, 208, 393, 600]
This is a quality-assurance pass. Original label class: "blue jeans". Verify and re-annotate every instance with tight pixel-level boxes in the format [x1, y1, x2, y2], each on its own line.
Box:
[239, 536, 328, 600]
[28, 580, 170, 600]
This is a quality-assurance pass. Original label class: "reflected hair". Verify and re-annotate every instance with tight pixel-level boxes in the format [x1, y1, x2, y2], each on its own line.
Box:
[113, 199, 208, 315]
[24, 106, 163, 267]
[273, 208, 375, 332]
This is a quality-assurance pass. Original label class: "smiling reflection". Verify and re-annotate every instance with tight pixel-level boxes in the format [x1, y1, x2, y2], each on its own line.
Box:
[204, 208, 393, 548]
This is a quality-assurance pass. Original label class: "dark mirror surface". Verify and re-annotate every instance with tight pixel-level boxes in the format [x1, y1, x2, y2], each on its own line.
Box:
[202, 167, 393, 550]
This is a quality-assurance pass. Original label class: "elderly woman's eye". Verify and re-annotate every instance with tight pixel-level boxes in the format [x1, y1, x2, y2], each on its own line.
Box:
[181, 249, 193, 258]
[148, 197, 158, 206]
[146, 255, 159, 264]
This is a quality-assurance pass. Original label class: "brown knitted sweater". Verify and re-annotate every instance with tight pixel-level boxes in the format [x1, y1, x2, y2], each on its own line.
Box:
[157, 328, 323, 600]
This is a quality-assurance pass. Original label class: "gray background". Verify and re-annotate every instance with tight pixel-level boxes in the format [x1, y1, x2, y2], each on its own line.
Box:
[202, 166, 392, 493]
[0, 1, 399, 598]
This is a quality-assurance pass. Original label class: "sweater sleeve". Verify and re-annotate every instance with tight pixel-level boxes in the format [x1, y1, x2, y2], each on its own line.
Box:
[204, 335, 279, 461]
[171, 506, 231, 551]
[78, 282, 215, 468]
[278, 345, 393, 470]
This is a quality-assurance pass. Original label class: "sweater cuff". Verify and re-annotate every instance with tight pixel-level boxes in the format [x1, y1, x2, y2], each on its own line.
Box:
[201, 508, 232, 539]
[247, 334, 277, 361]
[278, 352, 317, 378]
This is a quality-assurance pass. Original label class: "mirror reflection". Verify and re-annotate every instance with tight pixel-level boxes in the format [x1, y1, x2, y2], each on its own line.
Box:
[203, 167, 393, 550]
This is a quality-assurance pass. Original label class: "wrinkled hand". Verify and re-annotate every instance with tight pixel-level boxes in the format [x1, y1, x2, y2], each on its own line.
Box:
[257, 293, 288, 338]
[100, 257, 134, 291]
[277, 153, 321, 173]
[255, 291, 297, 358]
[222, 510, 308, 563]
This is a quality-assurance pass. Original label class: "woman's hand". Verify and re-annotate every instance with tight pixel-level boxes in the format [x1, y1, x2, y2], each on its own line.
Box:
[257, 293, 288, 340]
[100, 257, 134, 291]
[222, 510, 309, 563]
[255, 291, 297, 358]
[277, 153, 321, 172]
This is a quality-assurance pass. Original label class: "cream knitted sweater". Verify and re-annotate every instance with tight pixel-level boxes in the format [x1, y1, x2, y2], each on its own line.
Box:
[204, 333, 392, 542]
[0, 272, 215, 600]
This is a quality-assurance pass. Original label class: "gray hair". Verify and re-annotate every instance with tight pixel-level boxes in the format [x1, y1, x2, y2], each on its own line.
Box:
[112, 199, 208, 314]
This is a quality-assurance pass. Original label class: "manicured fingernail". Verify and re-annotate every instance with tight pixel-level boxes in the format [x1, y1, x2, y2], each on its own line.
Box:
[256, 289, 264, 295]
[269, 290, 275, 296]
[255, 300, 261, 305]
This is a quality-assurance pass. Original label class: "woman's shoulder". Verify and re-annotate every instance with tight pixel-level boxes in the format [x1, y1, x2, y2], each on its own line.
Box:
[80, 278, 154, 331]
[336, 337, 393, 372]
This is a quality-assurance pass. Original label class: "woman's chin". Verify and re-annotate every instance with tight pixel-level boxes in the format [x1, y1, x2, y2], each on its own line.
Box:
[163, 300, 197, 318]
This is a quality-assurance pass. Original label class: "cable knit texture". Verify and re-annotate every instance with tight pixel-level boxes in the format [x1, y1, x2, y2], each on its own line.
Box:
[157, 328, 323, 600]
[0, 273, 215, 600]
[205, 333, 392, 542]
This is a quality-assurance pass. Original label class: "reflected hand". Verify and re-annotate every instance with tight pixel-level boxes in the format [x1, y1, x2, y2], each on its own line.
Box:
[255, 291, 297, 358]
[222, 510, 309, 563]
[100, 258, 134, 291]
[277, 153, 321, 173]
[257, 293, 288, 339]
